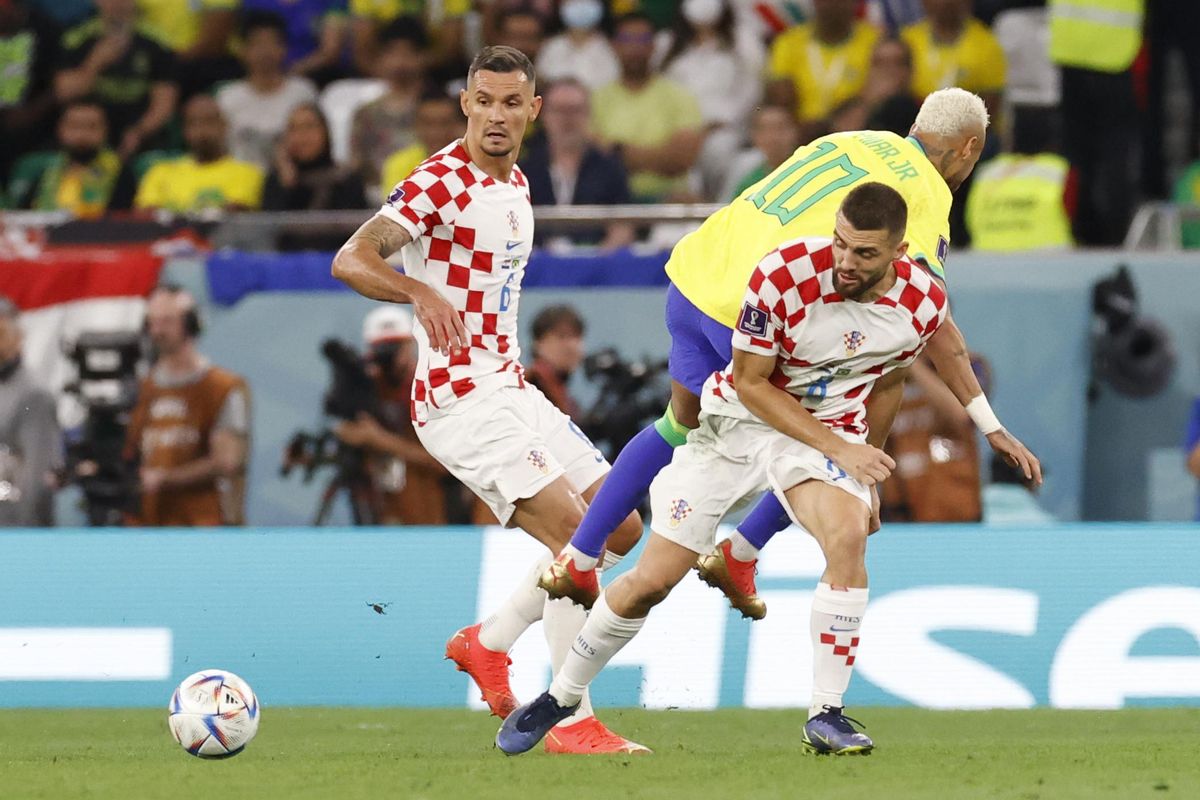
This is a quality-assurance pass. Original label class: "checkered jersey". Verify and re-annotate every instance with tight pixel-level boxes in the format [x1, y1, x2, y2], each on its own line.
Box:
[377, 141, 533, 423]
[703, 236, 948, 436]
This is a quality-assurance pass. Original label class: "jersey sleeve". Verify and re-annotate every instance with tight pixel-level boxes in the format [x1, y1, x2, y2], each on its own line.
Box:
[377, 166, 454, 240]
[731, 249, 790, 357]
[906, 191, 952, 281]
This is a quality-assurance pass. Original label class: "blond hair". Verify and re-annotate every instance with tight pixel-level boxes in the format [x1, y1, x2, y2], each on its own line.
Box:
[912, 88, 990, 138]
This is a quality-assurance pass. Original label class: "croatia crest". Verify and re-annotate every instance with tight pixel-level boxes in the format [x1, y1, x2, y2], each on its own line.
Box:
[527, 450, 549, 474]
[507, 209, 520, 238]
[667, 498, 692, 529]
[843, 330, 866, 357]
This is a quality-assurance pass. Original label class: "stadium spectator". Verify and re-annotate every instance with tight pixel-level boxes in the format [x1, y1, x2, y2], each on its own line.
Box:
[658, 0, 764, 199]
[135, 0, 241, 97]
[1048, 0, 1142, 247]
[263, 103, 366, 211]
[880, 354, 982, 523]
[610, 0, 675, 28]
[537, 0, 620, 91]
[350, 0, 466, 81]
[526, 305, 587, 422]
[1187, 394, 1200, 520]
[125, 285, 251, 527]
[243, 0, 349, 84]
[900, 0, 1006, 119]
[825, 37, 920, 137]
[494, 8, 546, 62]
[720, 104, 801, 201]
[519, 79, 635, 249]
[349, 17, 427, 197]
[0, 0, 60, 185]
[216, 11, 319, 170]
[134, 94, 265, 213]
[591, 13, 704, 203]
[0, 296, 60, 528]
[991, 5, 1060, 160]
[55, 0, 178, 158]
[965, 125, 1073, 252]
[12, 97, 137, 215]
[480, 0, 558, 46]
[767, 0, 879, 139]
[379, 91, 465, 199]
[333, 307, 451, 525]
[1141, 0, 1200, 199]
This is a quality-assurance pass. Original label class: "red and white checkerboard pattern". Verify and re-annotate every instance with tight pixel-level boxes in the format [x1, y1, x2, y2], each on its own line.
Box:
[703, 236, 948, 436]
[377, 141, 534, 423]
[819, 632, 860, 666]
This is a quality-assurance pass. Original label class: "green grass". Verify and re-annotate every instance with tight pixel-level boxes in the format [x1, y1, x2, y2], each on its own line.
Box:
[2, 708, 1198, 800]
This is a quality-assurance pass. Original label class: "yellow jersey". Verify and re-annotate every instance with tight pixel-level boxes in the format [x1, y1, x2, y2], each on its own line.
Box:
[901, 18, 1007, 98]
[666, 130, 952, 328]
[135, 155, 264, 212]
[768, 21, 879, 123]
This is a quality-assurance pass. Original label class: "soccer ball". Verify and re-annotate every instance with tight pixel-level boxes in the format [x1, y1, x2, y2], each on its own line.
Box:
[168, 669, 261, 758]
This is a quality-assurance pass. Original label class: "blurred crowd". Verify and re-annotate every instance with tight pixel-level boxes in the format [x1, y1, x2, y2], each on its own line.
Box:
[3, 0, 1199, 248]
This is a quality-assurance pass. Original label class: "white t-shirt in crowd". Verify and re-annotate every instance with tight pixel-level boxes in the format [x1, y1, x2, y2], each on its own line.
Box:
[536, 32, 620, 92]
[217, 76, 319, 169]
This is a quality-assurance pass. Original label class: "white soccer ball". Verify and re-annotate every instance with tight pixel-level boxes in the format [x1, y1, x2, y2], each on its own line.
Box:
[167, 669, 261, 758]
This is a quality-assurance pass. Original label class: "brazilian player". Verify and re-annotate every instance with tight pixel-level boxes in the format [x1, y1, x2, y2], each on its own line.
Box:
[540, 88, 1043, 617]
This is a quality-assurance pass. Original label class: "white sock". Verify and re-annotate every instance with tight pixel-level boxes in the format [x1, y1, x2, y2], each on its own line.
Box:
[600, 550, 624, 571]
[563, 543, 598, 571]
[477, 552, 551, 652]
[809, 582, 869, 719]
[542, 596, 595, 726]
[549, 592, 645, 707]
[728, 531, 760, 562]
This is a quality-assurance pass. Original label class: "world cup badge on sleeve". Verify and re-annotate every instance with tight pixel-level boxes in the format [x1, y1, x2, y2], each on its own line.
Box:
[737, 302, 769, 338]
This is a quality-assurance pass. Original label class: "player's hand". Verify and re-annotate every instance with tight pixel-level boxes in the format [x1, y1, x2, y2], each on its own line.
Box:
[830, 441, 895, 487]
[411, 286, 468, 356]
[986, 429, 1043, 486]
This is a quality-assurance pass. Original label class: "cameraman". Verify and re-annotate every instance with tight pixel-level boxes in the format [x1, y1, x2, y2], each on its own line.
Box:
[125, 286, 250, 527]
[0, 296, 60, 527]
[526, 305, 585, 421]
[333, 307, 449, 524]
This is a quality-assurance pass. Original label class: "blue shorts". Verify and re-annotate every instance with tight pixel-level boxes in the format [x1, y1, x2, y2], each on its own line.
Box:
[665, 283, 734, 396]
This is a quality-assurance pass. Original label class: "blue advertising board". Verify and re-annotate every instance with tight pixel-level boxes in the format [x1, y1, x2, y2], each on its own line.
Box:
[1, 525, 1197, 710]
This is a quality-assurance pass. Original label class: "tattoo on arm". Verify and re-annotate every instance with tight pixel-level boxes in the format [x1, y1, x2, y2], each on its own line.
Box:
[351, 215, 413, 260]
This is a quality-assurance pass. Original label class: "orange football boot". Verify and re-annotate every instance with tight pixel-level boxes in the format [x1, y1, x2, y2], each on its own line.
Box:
[444, 623, 517, 718]
[544, 716, 652, 755]
[696, 539, 767, 620]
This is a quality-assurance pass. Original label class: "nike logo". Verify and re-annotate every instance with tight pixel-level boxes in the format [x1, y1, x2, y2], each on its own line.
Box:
[829, 626, 857, 632]
[505, 240, 522, 251]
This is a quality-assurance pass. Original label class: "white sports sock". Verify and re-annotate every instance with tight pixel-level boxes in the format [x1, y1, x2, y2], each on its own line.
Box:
[549, 592, 645, 707]
[542, 596, 595, 725]
[477, 552, 551, 652]
[728, 531, 760, 562]
[600, 550, 624, 571]
[563, 543, 598, 571]
[809, 582, 869, 719]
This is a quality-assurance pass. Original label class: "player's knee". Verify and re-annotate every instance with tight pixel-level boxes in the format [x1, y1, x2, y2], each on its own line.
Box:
[823, 521, 869, 565]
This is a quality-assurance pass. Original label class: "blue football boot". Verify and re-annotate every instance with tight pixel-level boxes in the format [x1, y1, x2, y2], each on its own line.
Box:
[802, 706, 874, 755]
[495, 691, 579, 755]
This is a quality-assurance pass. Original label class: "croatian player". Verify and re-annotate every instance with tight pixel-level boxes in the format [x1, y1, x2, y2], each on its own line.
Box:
[500, 183, 940, 756]
[331, 46, 647, 754]
[541, 88, 1041, 620]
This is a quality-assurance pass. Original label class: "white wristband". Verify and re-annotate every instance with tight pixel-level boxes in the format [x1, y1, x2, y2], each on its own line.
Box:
[965, 395, 1003, 435]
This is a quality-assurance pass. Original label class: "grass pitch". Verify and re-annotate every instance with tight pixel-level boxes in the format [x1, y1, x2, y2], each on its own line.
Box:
[3, 707, 1197, 800]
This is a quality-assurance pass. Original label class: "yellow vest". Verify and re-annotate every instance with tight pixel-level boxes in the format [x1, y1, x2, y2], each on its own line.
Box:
[1049, 0, 1144, 73]
[965, 154, 1073, 252]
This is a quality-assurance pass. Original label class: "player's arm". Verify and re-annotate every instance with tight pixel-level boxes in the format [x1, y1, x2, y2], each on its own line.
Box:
[864, 366, 910, 450]
[332, 215, 468, 354]
[732, 349, 894, 486]
[925, 313, 1043, 484]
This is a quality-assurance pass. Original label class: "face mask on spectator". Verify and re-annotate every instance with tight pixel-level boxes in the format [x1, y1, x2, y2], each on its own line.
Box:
[682, 0, 724, 27]
[561, 0, 603, 31]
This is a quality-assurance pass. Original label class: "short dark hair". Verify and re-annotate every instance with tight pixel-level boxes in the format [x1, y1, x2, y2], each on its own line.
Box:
[241, 9, 287, 41]
[379, 15, 429, 50]
[468, 45, 536, 84]
[532, 305, 584, 341]
[839, 182, 908, 238]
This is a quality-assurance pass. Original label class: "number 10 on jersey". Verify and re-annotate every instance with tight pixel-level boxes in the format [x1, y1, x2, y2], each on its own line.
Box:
[747, 141, 868, 225]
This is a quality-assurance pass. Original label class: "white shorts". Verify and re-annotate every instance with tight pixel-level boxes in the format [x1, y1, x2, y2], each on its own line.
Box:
[648, 413, 872, 554]
[415, 385, 610, 525]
